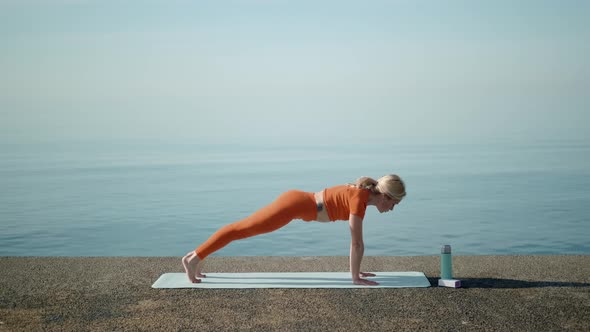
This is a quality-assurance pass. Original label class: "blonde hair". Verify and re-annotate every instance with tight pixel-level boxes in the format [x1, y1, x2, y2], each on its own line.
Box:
[351, 174, 406, 201]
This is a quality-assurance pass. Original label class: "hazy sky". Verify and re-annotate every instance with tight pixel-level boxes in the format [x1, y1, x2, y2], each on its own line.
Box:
[1, 0, 589, 144]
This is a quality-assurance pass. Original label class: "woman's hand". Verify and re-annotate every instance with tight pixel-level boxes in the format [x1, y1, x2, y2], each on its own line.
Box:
[353, 278, 379, 286]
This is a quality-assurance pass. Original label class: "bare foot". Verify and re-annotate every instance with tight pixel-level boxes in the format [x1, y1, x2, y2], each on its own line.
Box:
[196, 259, 206, 279]
[182, 251, 204, 283]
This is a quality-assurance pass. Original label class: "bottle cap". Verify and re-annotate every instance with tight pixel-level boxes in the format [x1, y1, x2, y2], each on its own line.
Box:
[441, 245, 451, 254]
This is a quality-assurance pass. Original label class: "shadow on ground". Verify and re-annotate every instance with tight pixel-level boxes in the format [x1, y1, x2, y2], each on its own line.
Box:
[427, 277, 590, 288]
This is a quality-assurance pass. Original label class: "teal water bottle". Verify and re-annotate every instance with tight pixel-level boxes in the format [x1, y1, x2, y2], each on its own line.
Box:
[441, 245, 453, 280]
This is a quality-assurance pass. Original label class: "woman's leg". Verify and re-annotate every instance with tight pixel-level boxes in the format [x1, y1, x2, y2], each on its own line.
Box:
[182, 190, 315, 283]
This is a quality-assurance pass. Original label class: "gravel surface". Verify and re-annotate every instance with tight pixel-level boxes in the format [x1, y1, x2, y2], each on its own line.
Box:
[1, 255, 589, 331]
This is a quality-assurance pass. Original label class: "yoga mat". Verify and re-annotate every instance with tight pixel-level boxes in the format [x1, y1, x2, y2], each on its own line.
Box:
[152, 271, 431, 289]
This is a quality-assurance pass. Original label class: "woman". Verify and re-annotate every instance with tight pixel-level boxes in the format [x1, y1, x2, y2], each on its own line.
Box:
[183, 174, 406, 286]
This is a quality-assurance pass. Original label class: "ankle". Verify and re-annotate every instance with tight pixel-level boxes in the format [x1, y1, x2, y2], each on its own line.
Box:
[190, 253, 201, 263]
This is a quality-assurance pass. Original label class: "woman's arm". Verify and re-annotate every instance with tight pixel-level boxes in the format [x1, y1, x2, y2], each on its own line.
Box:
[348, 214, 379, 286]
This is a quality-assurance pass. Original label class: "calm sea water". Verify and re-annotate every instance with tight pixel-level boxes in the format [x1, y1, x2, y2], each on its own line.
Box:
[1, 139, 589, 257]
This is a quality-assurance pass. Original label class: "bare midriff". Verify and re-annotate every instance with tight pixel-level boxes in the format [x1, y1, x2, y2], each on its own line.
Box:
[314, 190, 331, 222]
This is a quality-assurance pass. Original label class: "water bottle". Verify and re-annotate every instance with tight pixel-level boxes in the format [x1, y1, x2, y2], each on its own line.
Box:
[441, 245, 453, 280]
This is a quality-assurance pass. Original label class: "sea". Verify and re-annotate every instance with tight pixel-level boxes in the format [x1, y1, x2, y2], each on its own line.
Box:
[1, 139, 589, 257]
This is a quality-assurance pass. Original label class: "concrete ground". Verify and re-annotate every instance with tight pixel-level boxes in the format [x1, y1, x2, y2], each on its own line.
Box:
[0, 255, 589, 331]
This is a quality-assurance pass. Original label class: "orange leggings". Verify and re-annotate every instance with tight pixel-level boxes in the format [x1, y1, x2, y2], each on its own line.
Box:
[195, 190, 317, 260]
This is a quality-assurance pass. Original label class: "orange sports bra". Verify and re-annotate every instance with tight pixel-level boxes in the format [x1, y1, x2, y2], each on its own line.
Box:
[322, 185, 370, 221]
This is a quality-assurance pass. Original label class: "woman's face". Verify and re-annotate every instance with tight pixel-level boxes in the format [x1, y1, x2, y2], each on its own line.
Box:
[376, 194, 400, 213]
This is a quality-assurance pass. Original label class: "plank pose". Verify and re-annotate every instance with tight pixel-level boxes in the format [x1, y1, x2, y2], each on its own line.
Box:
[183, 174, 406, 286]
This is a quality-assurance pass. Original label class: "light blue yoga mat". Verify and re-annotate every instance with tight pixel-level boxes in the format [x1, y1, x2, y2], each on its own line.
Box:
[152, 272, 431, 289]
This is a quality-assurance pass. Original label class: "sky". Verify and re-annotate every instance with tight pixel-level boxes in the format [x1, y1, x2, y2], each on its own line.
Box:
[1, 0, 589, 145]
